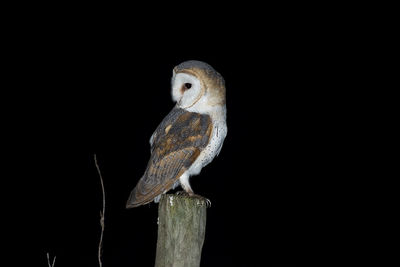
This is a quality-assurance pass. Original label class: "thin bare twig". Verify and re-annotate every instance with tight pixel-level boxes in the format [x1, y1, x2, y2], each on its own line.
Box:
[46, 252, 56, 267]
[94, 154, 105, 267]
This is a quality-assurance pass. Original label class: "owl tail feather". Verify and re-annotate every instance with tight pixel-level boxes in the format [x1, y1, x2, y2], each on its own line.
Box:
[126, 178, 160, 208]
[126, 187, 148, 208]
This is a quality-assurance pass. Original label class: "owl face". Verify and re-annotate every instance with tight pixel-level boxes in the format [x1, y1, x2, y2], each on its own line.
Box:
[171, 60, 225, 112]
[171, 72, 203, 109]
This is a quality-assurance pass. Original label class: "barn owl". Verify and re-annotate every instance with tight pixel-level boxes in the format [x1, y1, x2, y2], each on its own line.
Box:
[126, 60, 227, 208]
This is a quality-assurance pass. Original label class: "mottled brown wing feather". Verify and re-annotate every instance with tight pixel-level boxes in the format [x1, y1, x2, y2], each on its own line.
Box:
[126, 108, 212, 208]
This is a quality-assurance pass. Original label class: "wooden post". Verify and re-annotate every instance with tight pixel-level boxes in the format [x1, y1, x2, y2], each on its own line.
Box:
[155, 194, 207, 267]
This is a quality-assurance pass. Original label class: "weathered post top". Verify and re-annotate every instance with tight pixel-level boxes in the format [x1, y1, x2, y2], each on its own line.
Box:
[154, 194, 208, 267]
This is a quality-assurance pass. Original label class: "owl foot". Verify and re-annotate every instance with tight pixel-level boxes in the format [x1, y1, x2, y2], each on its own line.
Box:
[175, 191, 211, 207]
[189, 193, 212, 208]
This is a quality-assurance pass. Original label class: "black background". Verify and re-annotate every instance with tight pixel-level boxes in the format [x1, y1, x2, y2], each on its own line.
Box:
[5, 14, 354, 267]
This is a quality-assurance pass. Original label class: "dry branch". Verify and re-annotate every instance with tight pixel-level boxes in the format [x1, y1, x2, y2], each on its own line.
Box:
[94, 154, 105, 267]
[46, 252, 56, 267]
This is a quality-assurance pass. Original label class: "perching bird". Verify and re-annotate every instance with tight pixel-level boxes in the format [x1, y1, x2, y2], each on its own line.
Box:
[126, 60, 227, 208]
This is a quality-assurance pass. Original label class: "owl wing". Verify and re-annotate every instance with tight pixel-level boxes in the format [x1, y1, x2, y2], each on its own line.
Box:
[126, 108, 212, 208]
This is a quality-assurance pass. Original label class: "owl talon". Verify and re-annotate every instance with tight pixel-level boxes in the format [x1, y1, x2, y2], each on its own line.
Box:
[204, 198, 211, 207]
[189, 193, 211, 207]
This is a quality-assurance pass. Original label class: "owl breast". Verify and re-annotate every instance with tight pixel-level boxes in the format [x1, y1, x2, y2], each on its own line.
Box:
[186, 107, 227, 176]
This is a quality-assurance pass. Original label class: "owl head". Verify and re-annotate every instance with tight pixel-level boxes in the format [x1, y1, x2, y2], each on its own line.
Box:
[171, 60, 226, 112]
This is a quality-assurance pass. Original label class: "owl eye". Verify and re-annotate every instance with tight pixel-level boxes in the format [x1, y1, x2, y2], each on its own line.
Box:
[184, 83, 192, 89]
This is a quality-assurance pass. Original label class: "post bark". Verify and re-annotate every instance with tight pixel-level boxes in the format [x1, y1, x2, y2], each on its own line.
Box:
[154, 194, 207, 267]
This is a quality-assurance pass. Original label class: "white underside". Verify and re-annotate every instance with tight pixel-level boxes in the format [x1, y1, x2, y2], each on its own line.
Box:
[179, 104, 227, 193]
